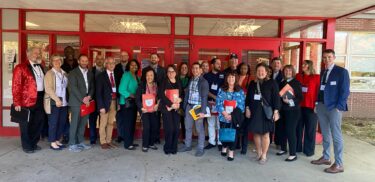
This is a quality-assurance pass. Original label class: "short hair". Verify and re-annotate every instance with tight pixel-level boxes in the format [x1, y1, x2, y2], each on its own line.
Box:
[26, 47, 40, 57]
[150, 53, 159, 58]
[255, 62, 271, 80]
[192, 62, 201, 68]
[104, 56, 114, 65]
[50, 54, 62, 64]
[303, 60, 315, 75]
[271, 57, 282, 64]
[323, 49, 335, 56]
[282, 64, 296, 78]
[210, 58, 220, 65]
[125, 59, 140, 72]
[78, 54, 88, 60]
[141, 66, 156, 83]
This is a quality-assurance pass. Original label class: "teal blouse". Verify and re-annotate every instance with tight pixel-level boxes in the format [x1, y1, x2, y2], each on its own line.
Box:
[118, 71, 139, 105]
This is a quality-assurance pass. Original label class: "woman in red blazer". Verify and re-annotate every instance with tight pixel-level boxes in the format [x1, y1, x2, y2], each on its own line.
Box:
[295, 60, 320, 156]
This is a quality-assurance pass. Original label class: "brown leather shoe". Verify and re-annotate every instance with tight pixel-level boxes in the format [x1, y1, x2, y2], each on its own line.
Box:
[324, 163, 344, 173]
[101, 143, 110, 149]
[311, 156, 332, 165]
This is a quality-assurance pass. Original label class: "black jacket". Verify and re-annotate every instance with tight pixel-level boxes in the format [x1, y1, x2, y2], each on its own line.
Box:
[96, 71, 118, 112]
[158, 78, 182, 113]
[114, 63, 126, 96]
[279, 78, 303, 111]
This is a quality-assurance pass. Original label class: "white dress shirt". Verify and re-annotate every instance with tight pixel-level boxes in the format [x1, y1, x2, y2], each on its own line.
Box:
[79, 66, 89, 94]
[29, 60, 44, 91]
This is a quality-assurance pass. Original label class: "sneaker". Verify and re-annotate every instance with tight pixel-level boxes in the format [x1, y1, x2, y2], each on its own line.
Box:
[69, 145, 82, 153]
[195, 150, 205, 157]
[204, 143, 216, 150]
[178, 146, 192, 152]
[77, 143, 92, 150]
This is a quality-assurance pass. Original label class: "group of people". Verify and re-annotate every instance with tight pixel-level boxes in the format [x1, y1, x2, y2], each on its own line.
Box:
[12, 46, 349, 174]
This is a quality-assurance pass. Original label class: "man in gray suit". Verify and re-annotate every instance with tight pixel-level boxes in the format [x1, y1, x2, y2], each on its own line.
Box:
[68, 54, 94, 152]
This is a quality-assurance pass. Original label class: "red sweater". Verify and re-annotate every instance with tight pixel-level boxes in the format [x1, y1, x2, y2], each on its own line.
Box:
[296, 73, 320, 109]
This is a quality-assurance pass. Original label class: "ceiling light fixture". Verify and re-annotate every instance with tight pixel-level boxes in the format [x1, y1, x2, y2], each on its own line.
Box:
[26, 21, 39, 27]
[218, 19, 260, 36]
[109, 17, 147, 33]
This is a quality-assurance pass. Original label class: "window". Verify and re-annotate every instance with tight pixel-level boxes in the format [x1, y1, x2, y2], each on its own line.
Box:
[305, 42, 323, 73]
[26, 12, 79, 31]
[2, 9, 19, 30]
[56, 35, 80, 60]
[282, 42, 300, 72]
[27, 34, 50, 68]
[284, 20, 324, 39]
[85, 14, 171, 34]
[335, 31, 375, 92]
[174, 39, 189, 65]
[194, 18, 278, 37]
[175, 17, 189, 35]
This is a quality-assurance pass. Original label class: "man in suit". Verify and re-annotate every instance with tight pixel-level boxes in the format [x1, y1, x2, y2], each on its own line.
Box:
[311, 49, 350, 174]
[114, 51, 129, 143]
[67, 54, 95, 152]
[144, 53, 166, 144]
[12, 47, 45, 153]
[179, 62, 209, 157]
[96, 57, 118, 149]
[88, 55, 104, 145]
[271, 57, 283, 146]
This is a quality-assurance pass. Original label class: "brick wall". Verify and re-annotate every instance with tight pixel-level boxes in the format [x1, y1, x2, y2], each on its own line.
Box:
[337, 18, 375, 118]
[336, 18, 375, 31]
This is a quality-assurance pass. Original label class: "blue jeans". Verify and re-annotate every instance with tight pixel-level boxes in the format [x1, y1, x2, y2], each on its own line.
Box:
[48, 106, 68, 142]
[316, 103, 344, 166]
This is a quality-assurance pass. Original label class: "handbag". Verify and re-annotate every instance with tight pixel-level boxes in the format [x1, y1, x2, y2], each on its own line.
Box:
[219, 123, 236, 142]
[257, 81, 273, 120]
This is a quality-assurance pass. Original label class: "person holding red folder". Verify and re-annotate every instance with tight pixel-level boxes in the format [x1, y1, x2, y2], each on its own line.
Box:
[136, 66, 159, 152]
[67, 54, 94, 152]
[158, 65, 182, 155]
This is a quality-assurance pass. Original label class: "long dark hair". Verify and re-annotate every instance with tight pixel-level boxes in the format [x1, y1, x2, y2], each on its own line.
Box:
[238, 62, 251, 76]
[221, 70, 242, 92]
[178, 62, 189, 77]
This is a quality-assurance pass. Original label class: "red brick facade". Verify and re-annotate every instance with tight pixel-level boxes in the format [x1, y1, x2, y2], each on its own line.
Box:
[337, 18, 375, 118]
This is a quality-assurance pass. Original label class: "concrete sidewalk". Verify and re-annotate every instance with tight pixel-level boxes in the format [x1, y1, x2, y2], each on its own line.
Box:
[0, 135, 374, 182]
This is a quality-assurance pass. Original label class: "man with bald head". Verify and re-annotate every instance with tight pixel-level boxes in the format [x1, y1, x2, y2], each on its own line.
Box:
[114, 51, 129, 143]
[12, 47, 46, 153]
[88, 54, 105, 145]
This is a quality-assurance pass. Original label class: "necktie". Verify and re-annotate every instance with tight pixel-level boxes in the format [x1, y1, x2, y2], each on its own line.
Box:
[110, 73, 115, 88]
[322, 69, 328, 84]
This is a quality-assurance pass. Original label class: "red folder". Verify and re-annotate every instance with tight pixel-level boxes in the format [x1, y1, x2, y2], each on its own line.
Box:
[142, 94, 156, 112]
[165, 89, 179, 103]
[224, 100, 237, 114]
[80, 100, 96, 117]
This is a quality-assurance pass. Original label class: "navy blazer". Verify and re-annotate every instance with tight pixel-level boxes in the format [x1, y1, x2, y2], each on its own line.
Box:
[319, 65, 350, 111]
[183, 76, 209, 114]
[96, 71, 118, 112]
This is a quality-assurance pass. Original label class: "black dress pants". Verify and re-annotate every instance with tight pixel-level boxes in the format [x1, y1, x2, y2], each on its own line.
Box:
[122, 106, 137, 148]
[19, 92, 45, 150]
[280, 109, 300, 156]
[141, 112, 158, 148]
[162, 110, 180, 153]
[296, 107, 318, 156]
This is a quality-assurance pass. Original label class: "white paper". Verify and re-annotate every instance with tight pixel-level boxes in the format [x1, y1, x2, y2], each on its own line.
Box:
[320, 85, 325, 91]
[254, 94, 261, 100]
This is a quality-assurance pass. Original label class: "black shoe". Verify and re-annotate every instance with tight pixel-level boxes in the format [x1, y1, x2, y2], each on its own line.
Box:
[90, 141, 97, 145]
[305, 153, 314, 157]
[23, 148, 34, 154]
[240, 150, 247, 155]
[218, 145, 222, 151]
[171, 151, 177, 155]
[227, 156, 234, 161]
[50, 145, 62, 151]
[116, 137, 123, 143]
[164, 151, 170, 155]
[125, 145, 136, 150]
[33, 145, 42, 151]
[132, 143, 139, 147]
[221, 152, 227, 157]
[285, 156, 298, 162]
[204, 143, 216, 150]
[149, 145, 158, 150]
[276, 151, 287, 156]
[142, 147, 148, 152]
[154, 139, 161, 144]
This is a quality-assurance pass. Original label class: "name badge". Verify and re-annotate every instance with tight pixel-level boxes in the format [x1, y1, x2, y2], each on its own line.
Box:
[211, 84, 218, 90]
[112, 87, 117, 93]
[219, 74, 224, 79]
[302, 87, 308, 93]
[320, 85, 325, 91]
[330, 81, 337, 86]
[254, 94, 261, 100]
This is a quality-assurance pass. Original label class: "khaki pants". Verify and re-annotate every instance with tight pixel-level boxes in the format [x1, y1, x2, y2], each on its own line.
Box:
[99, 100, 117, 144]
